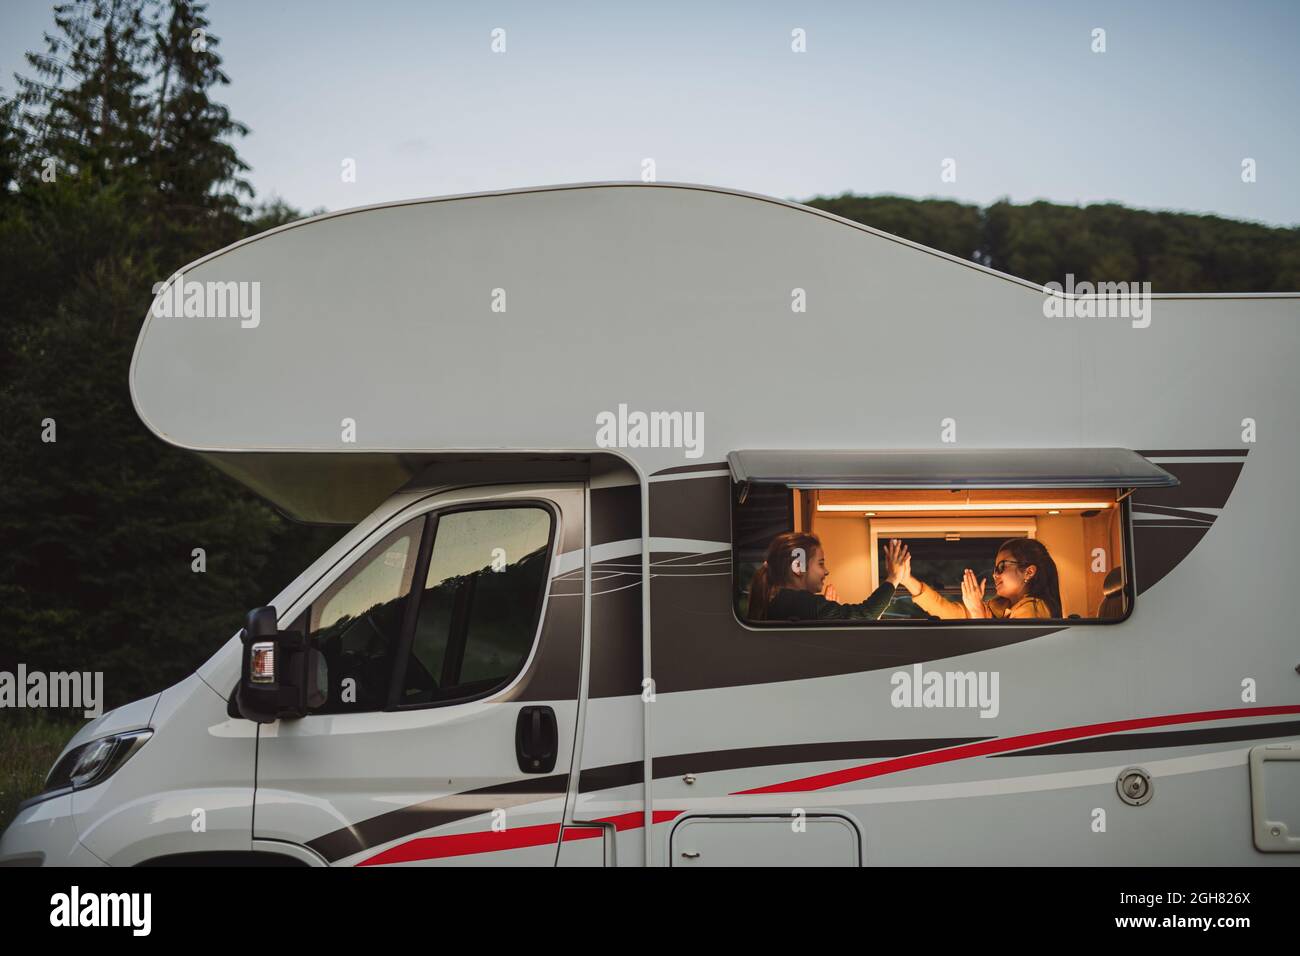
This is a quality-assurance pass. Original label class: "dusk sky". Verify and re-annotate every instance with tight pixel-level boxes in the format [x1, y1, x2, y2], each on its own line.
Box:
[3, 0, 1297, 225]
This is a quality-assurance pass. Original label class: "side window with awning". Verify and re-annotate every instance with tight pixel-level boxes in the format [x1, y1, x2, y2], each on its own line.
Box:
[730, 449, 1176, 626]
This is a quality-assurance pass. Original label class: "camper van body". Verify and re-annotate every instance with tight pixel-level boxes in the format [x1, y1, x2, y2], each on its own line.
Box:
[2, 182, 1298, 867]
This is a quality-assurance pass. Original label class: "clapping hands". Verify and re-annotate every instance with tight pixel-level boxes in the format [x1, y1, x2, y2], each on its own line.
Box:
[961, 568, 989, 618]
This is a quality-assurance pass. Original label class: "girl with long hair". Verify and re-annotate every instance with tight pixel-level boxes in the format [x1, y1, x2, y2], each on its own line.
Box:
[748, 532, 907, 622]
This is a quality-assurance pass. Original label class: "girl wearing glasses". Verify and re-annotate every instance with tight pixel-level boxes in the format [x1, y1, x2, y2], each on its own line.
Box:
[888, 537, 1062, 619]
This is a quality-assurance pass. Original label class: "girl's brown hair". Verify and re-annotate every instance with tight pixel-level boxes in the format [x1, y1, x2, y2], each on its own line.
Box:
[997, 537, 1062, 618]
[747, 531, 821, 621]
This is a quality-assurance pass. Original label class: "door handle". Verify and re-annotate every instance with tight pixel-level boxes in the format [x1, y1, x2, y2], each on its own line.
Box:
[515, 705, 558, 773]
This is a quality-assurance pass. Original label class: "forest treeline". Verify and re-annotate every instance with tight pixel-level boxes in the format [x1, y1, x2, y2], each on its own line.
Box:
[805, 193, 1300, 292]
[1, 1, 1296, 710]
[0, 1, 340, 709]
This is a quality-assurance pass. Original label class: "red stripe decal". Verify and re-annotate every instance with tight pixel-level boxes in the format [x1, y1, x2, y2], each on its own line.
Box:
[733, 704, 1300, 795]
[565, 809, 683, 836]
[359, 810, 683, 865]
[358, 821, 563, 865]
[355, 704, 1300, 864]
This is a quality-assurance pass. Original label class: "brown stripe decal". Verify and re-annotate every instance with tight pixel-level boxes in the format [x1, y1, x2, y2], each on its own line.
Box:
[1132, 460, 1243, 513]
[306, 773, 570, 863]
[591, 483, 641, 546]
[992, 719, 1300, 756]
[1130, 504, 1215, 523]
[589, 568, 643, 698]
[308, 717, 1289, 863]
[501, 588, 583, 702]
[1129, 455, 1247, 592]
[1135, 449, 1248, 458]
[652, 461, 728, 476]
[578, 737, 992, 792]
[650, 475, 731, 542]
[651, 568, 1064, 693]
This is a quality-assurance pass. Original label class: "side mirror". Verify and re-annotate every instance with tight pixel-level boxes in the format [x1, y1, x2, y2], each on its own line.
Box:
[234, 606, 328, 723]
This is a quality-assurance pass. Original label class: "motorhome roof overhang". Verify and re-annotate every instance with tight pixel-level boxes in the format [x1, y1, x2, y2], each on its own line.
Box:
[726, 448, 1180, 490]
[204, 450, 621, 525]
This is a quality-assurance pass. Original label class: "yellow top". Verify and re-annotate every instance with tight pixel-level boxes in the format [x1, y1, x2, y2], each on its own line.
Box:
[911, 581, 1053, 620]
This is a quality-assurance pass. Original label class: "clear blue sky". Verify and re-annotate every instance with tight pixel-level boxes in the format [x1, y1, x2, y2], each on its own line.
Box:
[2, 0, 1297, 225]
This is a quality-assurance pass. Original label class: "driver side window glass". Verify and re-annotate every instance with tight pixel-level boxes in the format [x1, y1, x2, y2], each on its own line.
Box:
[308, 517, 423, 714]
[401, 506, 552, 706]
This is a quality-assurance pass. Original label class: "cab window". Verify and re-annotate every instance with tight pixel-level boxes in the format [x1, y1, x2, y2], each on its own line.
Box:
[400, 506, 553, 706]
[307, 517, 423, 712]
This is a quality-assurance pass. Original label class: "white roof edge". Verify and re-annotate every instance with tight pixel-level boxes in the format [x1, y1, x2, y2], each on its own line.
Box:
[128, 181, 1300, 453]
[130, 180, 1300, 301]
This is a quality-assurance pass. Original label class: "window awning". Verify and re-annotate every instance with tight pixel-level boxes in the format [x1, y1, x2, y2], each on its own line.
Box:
[726, 448, 1179, 490]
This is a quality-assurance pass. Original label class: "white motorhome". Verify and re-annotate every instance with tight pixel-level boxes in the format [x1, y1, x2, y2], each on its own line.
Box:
[3, 182, 1298, 867]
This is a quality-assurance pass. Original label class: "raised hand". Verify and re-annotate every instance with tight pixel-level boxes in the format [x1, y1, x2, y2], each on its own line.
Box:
[888, 540, 923, 596]
[823, 581, 839, 603]
[883, 538, 909, 587]
[961, 568, 988, 618]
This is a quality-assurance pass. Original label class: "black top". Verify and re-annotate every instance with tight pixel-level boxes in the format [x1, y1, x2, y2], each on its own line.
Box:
[763, 583, 897, 622]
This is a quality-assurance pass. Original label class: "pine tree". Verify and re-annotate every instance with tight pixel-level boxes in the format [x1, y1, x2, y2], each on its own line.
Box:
[13, 0, 155, 192]
[0, 0, 342, 710]
[0, 97, 21, 200]
[148, 0, 251, 244]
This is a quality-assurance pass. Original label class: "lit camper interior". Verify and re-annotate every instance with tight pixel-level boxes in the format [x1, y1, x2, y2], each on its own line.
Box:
[730, 449, 1179, 625]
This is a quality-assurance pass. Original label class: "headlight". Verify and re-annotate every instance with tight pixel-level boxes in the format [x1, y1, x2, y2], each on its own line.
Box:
[41, 730, 153, 795]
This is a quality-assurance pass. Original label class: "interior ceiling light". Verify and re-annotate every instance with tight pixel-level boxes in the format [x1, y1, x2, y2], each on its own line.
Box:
[819, 501, 1114, 513]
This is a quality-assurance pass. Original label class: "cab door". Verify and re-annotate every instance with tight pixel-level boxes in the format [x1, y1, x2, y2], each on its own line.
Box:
[253, 484, 586, 866]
